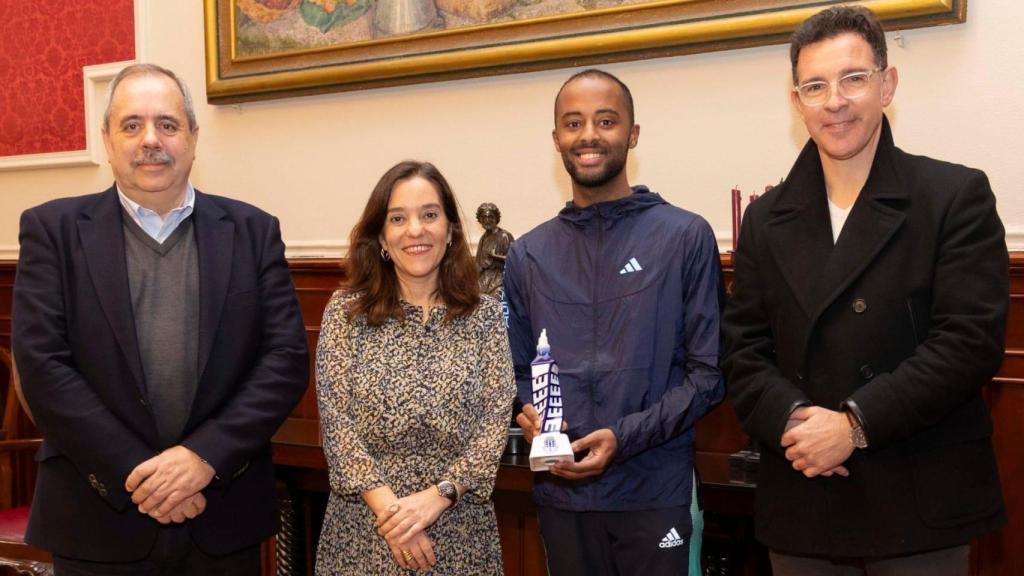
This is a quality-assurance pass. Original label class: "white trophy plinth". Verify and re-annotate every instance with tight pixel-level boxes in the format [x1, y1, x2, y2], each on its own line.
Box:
[529, 431, 574, 472]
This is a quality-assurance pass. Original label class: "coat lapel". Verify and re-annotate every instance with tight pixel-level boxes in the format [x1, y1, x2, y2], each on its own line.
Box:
[193, 191, 234, 381]
[763, 117, 908, 323]
[77, 187, 146, 393]
[810, 119, 907, 322]
[763, 140, 835, 319]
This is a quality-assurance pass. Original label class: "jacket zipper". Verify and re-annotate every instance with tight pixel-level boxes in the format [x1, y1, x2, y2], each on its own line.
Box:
[590, 211, 602, 429]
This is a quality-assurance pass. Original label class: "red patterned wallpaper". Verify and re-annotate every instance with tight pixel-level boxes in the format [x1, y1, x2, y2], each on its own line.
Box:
[0, 1, 135, 157]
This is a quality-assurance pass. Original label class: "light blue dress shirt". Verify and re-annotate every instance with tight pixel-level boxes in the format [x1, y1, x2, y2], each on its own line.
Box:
[116, 184, 196, 243]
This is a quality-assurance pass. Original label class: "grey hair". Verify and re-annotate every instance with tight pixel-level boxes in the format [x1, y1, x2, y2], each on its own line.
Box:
[102, 63, 197, 131]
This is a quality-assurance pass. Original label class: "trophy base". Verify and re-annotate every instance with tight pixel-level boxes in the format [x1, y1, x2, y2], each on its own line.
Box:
[529, 432, 574, 472]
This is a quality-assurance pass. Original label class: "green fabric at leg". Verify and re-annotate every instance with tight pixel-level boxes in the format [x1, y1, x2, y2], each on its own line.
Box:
[689, 471, 704, 575]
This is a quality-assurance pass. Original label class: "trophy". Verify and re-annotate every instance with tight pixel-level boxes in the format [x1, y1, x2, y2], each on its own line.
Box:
[529, 329, 574, 472]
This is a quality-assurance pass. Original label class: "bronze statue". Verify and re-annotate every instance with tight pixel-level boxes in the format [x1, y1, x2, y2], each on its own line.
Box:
[475, 203, 514, 296]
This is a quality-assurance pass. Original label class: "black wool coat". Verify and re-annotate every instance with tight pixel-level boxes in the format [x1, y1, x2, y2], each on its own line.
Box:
[722, 117, 1008, 557]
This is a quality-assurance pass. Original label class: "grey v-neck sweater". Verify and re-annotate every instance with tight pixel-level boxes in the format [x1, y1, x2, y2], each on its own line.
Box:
[123, 213, 200, 449]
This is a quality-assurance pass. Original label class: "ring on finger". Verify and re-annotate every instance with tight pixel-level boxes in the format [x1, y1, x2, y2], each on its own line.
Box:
[402, 549, 413, 562]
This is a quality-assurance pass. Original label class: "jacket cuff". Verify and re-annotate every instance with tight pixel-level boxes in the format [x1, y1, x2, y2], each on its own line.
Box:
[785, 400, 812, 419]
[747, 381, 811, 454]
[515, 377, 534, 408]
[841, 398, 870, 445]
[845, 377, 905, 449]
[778, 400, 812, 444]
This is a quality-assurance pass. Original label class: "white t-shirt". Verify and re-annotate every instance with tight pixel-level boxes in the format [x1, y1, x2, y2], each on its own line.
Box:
[828, 197, 853, 244]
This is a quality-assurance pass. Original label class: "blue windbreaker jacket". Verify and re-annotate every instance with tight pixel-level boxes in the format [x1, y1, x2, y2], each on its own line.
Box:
[503, 187, 725, 511]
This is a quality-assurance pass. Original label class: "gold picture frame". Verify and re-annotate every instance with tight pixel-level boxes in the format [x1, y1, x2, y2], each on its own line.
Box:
[204, 0, 966, 104]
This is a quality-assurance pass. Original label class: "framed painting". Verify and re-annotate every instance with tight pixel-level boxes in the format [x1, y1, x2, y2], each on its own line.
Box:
[204, 0, 965, 103]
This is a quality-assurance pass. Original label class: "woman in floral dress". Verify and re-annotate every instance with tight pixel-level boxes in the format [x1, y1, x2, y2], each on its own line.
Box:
[315, 160, 514, 574]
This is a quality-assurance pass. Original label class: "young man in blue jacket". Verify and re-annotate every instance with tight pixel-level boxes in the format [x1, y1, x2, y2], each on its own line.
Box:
[505, 69, 725, 576]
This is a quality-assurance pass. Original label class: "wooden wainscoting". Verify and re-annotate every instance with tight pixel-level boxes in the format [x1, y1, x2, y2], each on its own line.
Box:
[1, 253, 1022, 576]
[973, 255, 1024, 575]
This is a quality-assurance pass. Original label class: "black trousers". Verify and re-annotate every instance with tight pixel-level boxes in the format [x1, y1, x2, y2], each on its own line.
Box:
[53, 524, 260, 576]
[538, 505, 692, 576]
[770, 545, 970, 576]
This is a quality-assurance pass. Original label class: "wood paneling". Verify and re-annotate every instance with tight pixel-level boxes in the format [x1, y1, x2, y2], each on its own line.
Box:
[696, 253, 748, 471]
[0, 266, 12, 353]
[974, 254, 1024, 575]
[1, 253, 1021, 575]
[288, 260, 345, 426]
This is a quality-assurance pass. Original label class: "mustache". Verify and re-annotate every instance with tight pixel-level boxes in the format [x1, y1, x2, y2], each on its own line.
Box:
[132, 149, 172, 166]
[571, 143, 607, 154]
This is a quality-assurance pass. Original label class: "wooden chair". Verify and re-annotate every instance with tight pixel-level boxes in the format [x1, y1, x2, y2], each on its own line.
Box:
[0, 348, 51, 576]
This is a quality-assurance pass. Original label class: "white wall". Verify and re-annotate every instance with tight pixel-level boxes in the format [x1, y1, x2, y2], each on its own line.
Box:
[1, 0, 1021, 258]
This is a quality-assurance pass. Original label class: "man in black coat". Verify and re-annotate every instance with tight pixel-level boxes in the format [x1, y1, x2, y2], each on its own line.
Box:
[12, 63, 309, 574]
[722, 6, 1008, 574]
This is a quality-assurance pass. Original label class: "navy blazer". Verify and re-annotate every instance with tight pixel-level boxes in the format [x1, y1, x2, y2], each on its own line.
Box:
[12, 186, 309, 561]
[722, 118, 1008, 557]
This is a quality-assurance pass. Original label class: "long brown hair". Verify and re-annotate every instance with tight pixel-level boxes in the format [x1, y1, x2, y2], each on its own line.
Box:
[345, 161, 480, 325]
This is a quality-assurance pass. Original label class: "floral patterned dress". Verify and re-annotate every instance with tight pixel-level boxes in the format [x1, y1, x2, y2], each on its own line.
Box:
[315, 290, 514, 575]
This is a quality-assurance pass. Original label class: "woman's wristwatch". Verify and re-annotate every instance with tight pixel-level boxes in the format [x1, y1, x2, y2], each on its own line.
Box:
[435, 480, 458, 507]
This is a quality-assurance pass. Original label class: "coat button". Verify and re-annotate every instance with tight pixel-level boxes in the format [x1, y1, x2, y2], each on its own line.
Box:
[859, 364, 875, 380]
[853, 298, 867, 313]
[99, 488, 108, 497]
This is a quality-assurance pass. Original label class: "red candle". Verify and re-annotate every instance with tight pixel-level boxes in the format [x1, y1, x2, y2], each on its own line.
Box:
[731, 187, 742, 251]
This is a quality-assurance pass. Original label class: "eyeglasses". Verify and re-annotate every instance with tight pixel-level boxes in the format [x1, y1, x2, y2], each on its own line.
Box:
[793, 68, 883, 107]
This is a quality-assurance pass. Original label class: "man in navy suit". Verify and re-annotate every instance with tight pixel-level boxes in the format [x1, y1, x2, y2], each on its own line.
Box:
[12, 63, 309, 574]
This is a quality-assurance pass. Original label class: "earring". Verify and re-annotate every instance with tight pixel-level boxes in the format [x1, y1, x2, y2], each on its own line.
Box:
[446, 239, 452, 247]
[380, 247, 391, 261]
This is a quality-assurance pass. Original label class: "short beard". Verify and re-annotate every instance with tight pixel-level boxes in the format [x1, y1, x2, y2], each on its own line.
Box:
[561, 147, 628, 189]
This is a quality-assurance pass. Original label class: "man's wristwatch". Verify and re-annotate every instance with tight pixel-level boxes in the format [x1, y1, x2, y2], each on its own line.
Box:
[845, 410, 868, 449]
[435, 480, 458, 507]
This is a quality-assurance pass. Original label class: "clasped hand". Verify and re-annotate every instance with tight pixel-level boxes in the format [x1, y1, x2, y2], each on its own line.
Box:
[517, 404, 618, 480]
[780, 406, 853, 478]
[124, 445, 216, 524]
[375, 488, 450, 572]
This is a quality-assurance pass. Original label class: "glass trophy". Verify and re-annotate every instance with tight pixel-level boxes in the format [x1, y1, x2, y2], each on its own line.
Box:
[529, 329, 574, 471]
